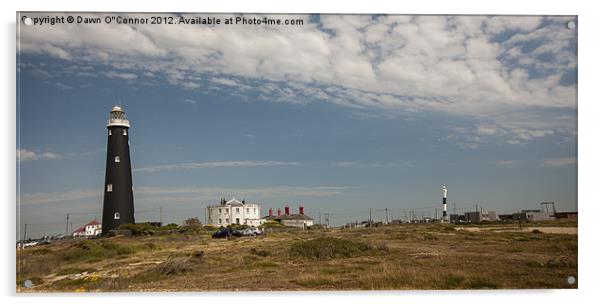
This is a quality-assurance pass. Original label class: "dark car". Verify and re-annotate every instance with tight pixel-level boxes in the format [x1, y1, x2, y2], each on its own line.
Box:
[231, 229, 244, 237]
[211, 227, 232, 239]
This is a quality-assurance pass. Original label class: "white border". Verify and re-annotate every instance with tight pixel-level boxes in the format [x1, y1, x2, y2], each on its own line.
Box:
[3, 1, 600, 304]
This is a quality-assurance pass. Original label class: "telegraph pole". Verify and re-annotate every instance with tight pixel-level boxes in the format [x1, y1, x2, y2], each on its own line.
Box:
[385, 208, 389, 224]
[65, 213, 70, 236]
[23, 224, 27, 240]
[160, 207, 163, 224]
[325, 213, 330, 228]
[369, 208, 372, 228]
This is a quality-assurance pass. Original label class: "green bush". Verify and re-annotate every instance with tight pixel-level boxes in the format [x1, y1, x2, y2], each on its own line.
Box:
[289, 237, 384, 260]
[227, 223, 249, 230]
[260, 220, 284, 228]
[118, 223, 157, 236]
[61, 240, 136, 262]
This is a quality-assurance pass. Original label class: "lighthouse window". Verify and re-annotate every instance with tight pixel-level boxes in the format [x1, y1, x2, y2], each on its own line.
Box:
[108, 130, 112, 136]
[114, 212, 120, 220]
[123, 130, 127, 136]
[114, 156, 120, 163]
[106, 184, 112, 192]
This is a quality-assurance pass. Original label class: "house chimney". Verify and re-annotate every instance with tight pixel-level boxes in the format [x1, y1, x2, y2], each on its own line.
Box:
[269, 208, 273, 217]
[277, 208, 282, 217]
[299, 205, 304, 215]
[285, 205, 290, 216]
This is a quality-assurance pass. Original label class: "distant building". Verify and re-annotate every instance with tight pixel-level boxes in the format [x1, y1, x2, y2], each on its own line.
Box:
[513, 209, 555, 222]
[465, 211, 482, 223]
[463, 211, 498, 223]
[73, 220, 102, 238]
[263, 205, 314, 228]
[555, 211, 578, 220]
[206, 197, 264, 227]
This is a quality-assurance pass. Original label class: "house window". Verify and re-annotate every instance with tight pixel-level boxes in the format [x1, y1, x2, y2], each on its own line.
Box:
[114, 156, 120, 163]
[226, 218, 229, 224]
[236, 208, 240, 214]
[226, 208, 229, 213]
[218, 218, 222, 224]
[254, 208, 256, 213]
[236, 218, 240, 224]
[114, 212, 120, 220]
[246, 208, 250, 214]
[108, 129, 112, 136]
[106, 184, 113, 192]
[218, 208, 222, 214]
[123, 129, 127, 136]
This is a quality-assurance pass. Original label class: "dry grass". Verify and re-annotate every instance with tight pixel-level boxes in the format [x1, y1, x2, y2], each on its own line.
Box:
[16, 221, 577, 292]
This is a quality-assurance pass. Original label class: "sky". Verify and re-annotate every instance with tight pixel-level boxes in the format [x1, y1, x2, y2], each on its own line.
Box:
[16, 13, 577, 238]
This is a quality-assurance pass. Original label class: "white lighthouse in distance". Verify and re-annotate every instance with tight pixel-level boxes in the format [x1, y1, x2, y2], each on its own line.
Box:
[441, 185, 449, 223]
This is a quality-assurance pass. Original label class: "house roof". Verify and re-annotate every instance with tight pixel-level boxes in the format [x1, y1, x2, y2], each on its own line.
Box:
[85, 220, 101, 227]
[263, 214, 314, 221]
[73, 227, 85, 233]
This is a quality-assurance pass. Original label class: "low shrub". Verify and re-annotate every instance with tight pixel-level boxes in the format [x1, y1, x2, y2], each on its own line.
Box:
[155, 257, 193, 275]
[118, 223, 157, 236]
[61, 240, 136, 262]
[250, 248, 270, 257]
[289, 237, 384, 260]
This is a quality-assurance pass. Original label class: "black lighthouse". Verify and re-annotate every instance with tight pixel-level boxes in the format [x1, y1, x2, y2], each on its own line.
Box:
[101, 105, 135, 234]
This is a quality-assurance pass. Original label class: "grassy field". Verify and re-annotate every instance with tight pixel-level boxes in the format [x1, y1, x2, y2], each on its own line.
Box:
[16, 221, 577, 292]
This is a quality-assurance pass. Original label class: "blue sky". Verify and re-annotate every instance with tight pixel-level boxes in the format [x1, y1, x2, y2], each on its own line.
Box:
[17, 14, 577, 238]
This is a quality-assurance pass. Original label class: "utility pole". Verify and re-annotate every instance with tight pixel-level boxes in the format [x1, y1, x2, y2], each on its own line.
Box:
[160, 207, 163, 224]
[324, 213, 330, 228]
[435, 208, 437, 220]
[23, 224, 27, 241]
[319, 212, 322, 225]
[385, 208, 389, 224]
[453, 202, 456, 215]
[369, 208, 372, 228]
[65, 213, 70, 236]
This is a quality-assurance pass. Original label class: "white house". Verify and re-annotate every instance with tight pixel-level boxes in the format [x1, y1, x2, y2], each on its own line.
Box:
[72, 220, 102, 238]
[206, 197, 265, 227]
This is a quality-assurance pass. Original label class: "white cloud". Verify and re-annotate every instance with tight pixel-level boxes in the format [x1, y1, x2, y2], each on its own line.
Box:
[210, 77, 237, 87]
[17, 149, 62, 162]
[542, 157, 576, 167]
[333, 161, 415, 168]
[103, 71, 138, 80]
[134, 160, 298, 172]
[19, 185, 351, 206]
[495, 160, 525, 166]
[18, 14, 577, 143]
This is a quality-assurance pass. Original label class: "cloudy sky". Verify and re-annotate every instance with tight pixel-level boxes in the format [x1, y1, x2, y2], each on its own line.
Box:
[17, 13, 577, 238]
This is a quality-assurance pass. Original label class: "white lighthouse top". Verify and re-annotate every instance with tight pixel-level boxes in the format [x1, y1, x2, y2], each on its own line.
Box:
[107, 105, 130, 128]
[442, 185, 448, 198]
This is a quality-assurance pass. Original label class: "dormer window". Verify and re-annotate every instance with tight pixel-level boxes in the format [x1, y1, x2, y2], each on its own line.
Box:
[114, 156, 120, 163]
[107, 184, 113, 192]
[123, 129, 127, 136]
[114, 212, 120, 220]
[108, 130, 112, 136]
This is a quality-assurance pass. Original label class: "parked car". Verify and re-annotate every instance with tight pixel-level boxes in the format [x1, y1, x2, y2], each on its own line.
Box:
[211, 227, 232, 239]
[242, 227, 263, 236]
